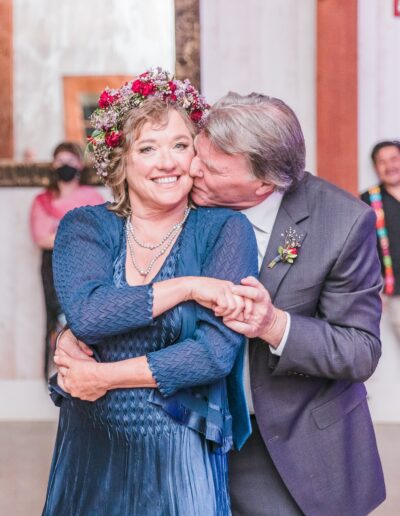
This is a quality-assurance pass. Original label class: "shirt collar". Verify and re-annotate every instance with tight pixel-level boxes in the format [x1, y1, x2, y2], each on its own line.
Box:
[241, 190, 284, 233]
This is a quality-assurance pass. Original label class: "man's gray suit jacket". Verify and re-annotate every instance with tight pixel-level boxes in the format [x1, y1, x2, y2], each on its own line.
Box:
[251, 172, 385, 516]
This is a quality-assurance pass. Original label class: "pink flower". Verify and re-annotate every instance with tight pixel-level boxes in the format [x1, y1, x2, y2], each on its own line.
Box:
[131, 80, 156, 96]
[168, 81, 177, 93]
[98, 90, 119, 108]
[105, 131, 121, 148]
[190, 110, 203, 123]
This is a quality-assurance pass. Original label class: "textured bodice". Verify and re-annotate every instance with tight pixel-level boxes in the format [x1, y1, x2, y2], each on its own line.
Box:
[72, 228, 183, 438]
[52, 204, 258, 449]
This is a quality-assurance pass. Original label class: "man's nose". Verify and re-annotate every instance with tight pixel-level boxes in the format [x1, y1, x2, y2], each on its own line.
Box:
[189, 156, 203, 178]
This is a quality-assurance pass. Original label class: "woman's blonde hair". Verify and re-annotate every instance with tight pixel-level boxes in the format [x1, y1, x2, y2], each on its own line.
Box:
[105, 97, 197, 218]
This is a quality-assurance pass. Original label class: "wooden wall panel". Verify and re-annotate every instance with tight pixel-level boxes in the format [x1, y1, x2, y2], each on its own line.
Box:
[174, 0, 201, 89]
[0, 0, 13, 158]
[317, 0, 358, 195]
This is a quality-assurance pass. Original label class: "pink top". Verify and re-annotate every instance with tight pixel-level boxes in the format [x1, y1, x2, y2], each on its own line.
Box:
[30, 186, 104, 246]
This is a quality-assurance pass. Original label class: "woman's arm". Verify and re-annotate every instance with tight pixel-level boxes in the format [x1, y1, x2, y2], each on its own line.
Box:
[146, 213, 258, 395]
[55, 213, 258, 400]
[55, 353, 154, 401]
[30, 196, 57, 249]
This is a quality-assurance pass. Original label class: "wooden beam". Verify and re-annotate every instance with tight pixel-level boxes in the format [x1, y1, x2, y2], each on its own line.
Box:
[0, 0, 13, 158]
[317, 0, 358, 195]
[174, 0, 201, 89]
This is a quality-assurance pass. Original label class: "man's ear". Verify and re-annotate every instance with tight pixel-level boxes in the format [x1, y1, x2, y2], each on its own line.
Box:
[255, 182, 274, 197]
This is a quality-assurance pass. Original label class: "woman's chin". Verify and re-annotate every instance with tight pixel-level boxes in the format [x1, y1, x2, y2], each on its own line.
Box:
[150, 190, 190, 211]
[151, 181, 192, 206]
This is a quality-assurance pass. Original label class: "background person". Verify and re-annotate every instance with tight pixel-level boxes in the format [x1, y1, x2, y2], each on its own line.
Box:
[361, 140, 400, 343]
[30, 142, 104, 378]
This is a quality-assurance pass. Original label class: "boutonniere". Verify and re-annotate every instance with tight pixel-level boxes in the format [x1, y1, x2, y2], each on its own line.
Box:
[268, 227, 303, 269]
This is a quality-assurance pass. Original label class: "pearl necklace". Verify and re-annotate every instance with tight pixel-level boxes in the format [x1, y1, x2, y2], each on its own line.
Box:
[126, 207, 191, 277]
[126, 206, 191, 249]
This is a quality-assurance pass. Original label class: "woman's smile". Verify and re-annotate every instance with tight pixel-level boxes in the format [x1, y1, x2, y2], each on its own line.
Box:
[151, 175, 180, 185]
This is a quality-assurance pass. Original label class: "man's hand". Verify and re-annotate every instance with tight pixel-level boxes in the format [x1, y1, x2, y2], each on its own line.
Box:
[54, 354, 107, 402]
[57, 329, 95, 361]
[189, 277, 249, 320]
[223, 276, 287, 348]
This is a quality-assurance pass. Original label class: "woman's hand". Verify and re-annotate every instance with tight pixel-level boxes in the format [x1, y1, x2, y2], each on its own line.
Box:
[189, 277, 252, 321]
[57, 329, 95, 361]
[54, 353, 107, 402]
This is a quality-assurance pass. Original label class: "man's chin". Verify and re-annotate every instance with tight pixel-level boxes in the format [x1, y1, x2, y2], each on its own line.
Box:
[190, 191, 214, 207]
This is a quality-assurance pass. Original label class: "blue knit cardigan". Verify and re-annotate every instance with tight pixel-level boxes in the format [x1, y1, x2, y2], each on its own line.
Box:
[51, 203, 258, 451]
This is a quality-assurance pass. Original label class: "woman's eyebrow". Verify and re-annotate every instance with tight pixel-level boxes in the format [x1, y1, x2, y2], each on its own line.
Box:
[137, 135, 191, 145]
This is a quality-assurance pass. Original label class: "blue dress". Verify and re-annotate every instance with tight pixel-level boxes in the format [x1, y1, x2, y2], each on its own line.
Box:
[43, 205, 258, 516]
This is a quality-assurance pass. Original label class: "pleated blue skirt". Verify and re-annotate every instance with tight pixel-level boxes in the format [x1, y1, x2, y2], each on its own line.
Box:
[42, 399, 230, 515]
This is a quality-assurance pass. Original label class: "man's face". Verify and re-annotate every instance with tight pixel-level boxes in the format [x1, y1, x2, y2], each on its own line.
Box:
[190, 133, 273, 209]
[374, 145, 400, 188]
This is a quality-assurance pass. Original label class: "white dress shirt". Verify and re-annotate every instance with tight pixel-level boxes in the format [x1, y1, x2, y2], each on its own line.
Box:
[241, 191, 291, 414]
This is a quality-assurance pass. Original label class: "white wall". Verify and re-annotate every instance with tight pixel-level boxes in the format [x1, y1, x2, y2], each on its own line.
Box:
[0, 187, 108, 421]
[358, 0, 400, 191]
[13, 0, 175, 161]
[200, 0, 317, 174]
[0, 187, 56, 419]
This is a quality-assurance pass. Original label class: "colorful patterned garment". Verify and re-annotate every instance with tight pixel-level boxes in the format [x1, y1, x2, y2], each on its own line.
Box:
[368, 185, 395, 295]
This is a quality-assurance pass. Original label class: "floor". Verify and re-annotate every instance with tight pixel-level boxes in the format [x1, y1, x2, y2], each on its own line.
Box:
[0, 422, 398, 515]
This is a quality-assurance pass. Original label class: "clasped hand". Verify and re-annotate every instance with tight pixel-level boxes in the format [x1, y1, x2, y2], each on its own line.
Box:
[54, 276, 280, 402]
[54, 336, 107, 402]
[190, 275, 278, 339]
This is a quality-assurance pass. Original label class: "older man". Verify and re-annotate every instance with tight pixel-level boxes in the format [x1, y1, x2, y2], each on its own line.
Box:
[57, 93, 385, 515]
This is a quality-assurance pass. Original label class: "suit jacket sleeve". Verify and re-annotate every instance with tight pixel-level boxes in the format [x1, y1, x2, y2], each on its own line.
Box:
[271, 208, 383, 382]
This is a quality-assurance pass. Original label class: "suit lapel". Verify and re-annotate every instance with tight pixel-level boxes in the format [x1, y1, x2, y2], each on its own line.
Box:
[258, 175, 310, 302]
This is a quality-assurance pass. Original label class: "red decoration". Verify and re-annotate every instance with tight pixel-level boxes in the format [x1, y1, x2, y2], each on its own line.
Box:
[395, 0, 400, 16]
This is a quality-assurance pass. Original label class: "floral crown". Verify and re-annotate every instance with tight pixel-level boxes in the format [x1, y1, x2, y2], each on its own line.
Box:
[88, 67, 210, 177]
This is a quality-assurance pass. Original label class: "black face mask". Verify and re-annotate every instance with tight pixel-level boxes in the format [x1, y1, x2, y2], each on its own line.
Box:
[56, 165, 79, 183]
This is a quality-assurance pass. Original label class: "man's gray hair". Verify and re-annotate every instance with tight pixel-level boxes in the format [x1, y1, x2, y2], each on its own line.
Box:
[203, 92, 306, 191]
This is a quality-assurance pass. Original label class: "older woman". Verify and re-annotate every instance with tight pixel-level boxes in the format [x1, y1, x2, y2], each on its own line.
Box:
[42, 69, 257, 515]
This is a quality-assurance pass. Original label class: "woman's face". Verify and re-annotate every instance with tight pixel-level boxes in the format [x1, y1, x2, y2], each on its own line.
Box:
[125, 110, 194, 213]
[53, 151, 82, 171]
